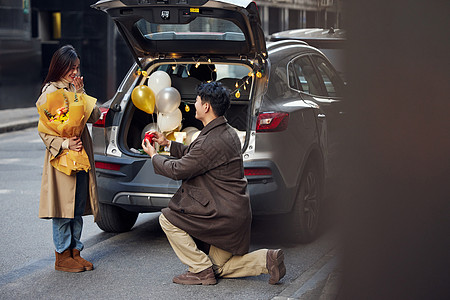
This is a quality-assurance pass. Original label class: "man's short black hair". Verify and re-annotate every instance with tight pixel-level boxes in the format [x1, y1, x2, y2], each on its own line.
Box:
[196, 81, 231, 117]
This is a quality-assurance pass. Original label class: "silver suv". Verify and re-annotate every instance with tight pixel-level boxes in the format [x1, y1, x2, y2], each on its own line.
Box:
[91, 0, 343, 243]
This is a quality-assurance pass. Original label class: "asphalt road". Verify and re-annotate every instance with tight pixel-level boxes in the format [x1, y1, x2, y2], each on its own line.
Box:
[0, 128, 339, 299]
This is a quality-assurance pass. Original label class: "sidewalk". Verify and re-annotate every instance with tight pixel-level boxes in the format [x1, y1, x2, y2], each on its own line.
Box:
[0, 107, 39, 134]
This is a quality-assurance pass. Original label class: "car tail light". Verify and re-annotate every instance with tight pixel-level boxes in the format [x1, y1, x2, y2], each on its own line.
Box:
[244, 168, 272, 176]
[95, 161, 121, 171]
[93, 107, 109, 128]
[256, 112, 289, 132]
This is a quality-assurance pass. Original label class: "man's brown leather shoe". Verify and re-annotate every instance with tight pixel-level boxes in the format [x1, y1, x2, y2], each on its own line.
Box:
[267, 249, 286, 284]
[173, 266, 217, 285]
[55, 250, 84, 273]
[72, 249, 94, 271]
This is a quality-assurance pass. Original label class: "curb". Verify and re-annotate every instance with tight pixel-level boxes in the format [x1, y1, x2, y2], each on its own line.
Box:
[319, 269, 342, 300]
[0, 119, 39, 134]
[273, 249, 341, 300]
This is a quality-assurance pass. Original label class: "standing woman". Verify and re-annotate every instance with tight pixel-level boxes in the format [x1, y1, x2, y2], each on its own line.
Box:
[36, 45, 100, 273]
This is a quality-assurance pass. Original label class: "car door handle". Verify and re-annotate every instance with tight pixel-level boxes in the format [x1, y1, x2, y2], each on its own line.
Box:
[318, 114, 326, 119]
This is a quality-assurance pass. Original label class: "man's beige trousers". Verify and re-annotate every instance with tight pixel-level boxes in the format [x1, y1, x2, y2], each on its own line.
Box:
[159, 213, 269, 277]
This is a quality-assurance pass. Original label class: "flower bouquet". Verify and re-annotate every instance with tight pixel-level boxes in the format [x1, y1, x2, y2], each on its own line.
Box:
[37, 88, 97, 176]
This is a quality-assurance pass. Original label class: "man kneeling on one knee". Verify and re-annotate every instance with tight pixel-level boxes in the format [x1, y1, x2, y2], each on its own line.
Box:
[142, 81, 286, 285]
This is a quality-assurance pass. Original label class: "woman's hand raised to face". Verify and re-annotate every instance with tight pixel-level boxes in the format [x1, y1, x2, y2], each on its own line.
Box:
[73, 76, 84, 91]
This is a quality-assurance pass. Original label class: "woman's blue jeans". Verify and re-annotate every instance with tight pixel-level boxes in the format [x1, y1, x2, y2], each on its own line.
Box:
[52, 171, 88, 253]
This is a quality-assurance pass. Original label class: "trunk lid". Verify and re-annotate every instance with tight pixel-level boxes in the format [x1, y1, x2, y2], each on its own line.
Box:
[92, 0, 267, 66]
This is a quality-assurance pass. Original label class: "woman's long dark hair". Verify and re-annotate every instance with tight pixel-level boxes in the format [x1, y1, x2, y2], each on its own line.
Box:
[41, 45, 80, 91]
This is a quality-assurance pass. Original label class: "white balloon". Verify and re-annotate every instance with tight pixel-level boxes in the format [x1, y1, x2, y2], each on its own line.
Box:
[191, 131, 201, 142]
[185, 130, 201, 145]
[158, 109, 182, 132]
[181, 126, 198, 134]
[148, 71, 171, 96]
[141, 123, 158, 140]
[156, 87, 181, 114]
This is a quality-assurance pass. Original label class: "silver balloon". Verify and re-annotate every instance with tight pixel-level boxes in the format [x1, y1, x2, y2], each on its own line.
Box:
[156, 87, 181, 114]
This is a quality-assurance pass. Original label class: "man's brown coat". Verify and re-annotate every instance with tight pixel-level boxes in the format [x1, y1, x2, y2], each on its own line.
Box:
[152, 116, 252, 255]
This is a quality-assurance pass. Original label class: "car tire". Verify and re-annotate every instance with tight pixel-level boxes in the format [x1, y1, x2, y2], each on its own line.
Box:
[289, 160, 323, 243]
[96, 202, 138, 233]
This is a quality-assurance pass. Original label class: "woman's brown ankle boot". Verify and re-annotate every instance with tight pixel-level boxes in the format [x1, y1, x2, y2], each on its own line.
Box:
[55, 249, 84, 273]
[72, 249, 94, 271]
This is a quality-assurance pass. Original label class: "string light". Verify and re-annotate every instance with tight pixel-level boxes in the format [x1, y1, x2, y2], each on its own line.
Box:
[135, 68, 148, 77]
[135, 57, 264, 103]
[184, 56, 265, 100]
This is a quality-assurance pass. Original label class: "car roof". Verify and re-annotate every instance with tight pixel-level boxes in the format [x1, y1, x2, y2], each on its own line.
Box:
[270, 28, 346, 49]
[267, 40, 322, 56]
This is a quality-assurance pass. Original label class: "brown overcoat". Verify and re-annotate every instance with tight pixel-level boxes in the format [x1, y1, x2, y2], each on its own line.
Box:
[152, 116, 252, 255]
[36, 81, 101, 221]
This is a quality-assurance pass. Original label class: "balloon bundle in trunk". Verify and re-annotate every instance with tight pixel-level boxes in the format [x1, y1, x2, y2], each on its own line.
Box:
[131, 70, 182, 135]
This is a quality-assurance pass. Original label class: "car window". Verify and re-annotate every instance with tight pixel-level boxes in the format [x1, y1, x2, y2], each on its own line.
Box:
[136, 18, 245, 42]
[311, 55, 344, 97]
[156, 63, 250, 80]
[288, 63, 299, 90]
[291, 56, 324, 96]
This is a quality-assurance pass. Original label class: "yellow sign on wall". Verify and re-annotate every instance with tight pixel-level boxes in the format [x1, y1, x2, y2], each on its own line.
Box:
[53, 12, 61, 40]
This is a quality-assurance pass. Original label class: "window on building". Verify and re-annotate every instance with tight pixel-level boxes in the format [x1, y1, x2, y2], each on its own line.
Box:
[38, 11, 61, 41]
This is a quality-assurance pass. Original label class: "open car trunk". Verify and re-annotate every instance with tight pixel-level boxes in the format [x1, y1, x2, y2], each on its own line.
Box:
[121, 61, 254, 154]
[92, 0, 267, 155]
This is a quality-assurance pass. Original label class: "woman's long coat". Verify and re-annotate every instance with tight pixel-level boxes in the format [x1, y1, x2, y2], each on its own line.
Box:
[36, 81, 101, 220]
[152, 116, 252, 255]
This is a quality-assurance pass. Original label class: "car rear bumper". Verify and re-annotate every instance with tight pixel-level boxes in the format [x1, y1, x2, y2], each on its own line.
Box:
[94, 155, 295, 215]
[245, 160, 296, 215]
[95, 154, 179, 212]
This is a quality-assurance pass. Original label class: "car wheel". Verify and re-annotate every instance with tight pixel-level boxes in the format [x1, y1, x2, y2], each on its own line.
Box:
[96, 202, 138, 233]
[290, 160, 323, 243]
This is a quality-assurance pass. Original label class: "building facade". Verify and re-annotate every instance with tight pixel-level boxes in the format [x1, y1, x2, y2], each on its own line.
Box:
[0, 0, 41, 109]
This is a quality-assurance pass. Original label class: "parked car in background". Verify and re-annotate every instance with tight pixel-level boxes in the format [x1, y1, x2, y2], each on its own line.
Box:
[91, 0, 338, 243]
[270, 28, 346, 177]
[270, 28, 346, 79]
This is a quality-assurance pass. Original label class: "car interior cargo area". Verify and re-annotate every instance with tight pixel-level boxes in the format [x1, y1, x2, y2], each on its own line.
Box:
[123, 62, 253, 154]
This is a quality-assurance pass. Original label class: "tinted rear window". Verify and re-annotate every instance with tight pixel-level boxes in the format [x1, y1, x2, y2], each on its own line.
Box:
[136, 18, 245, 41]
